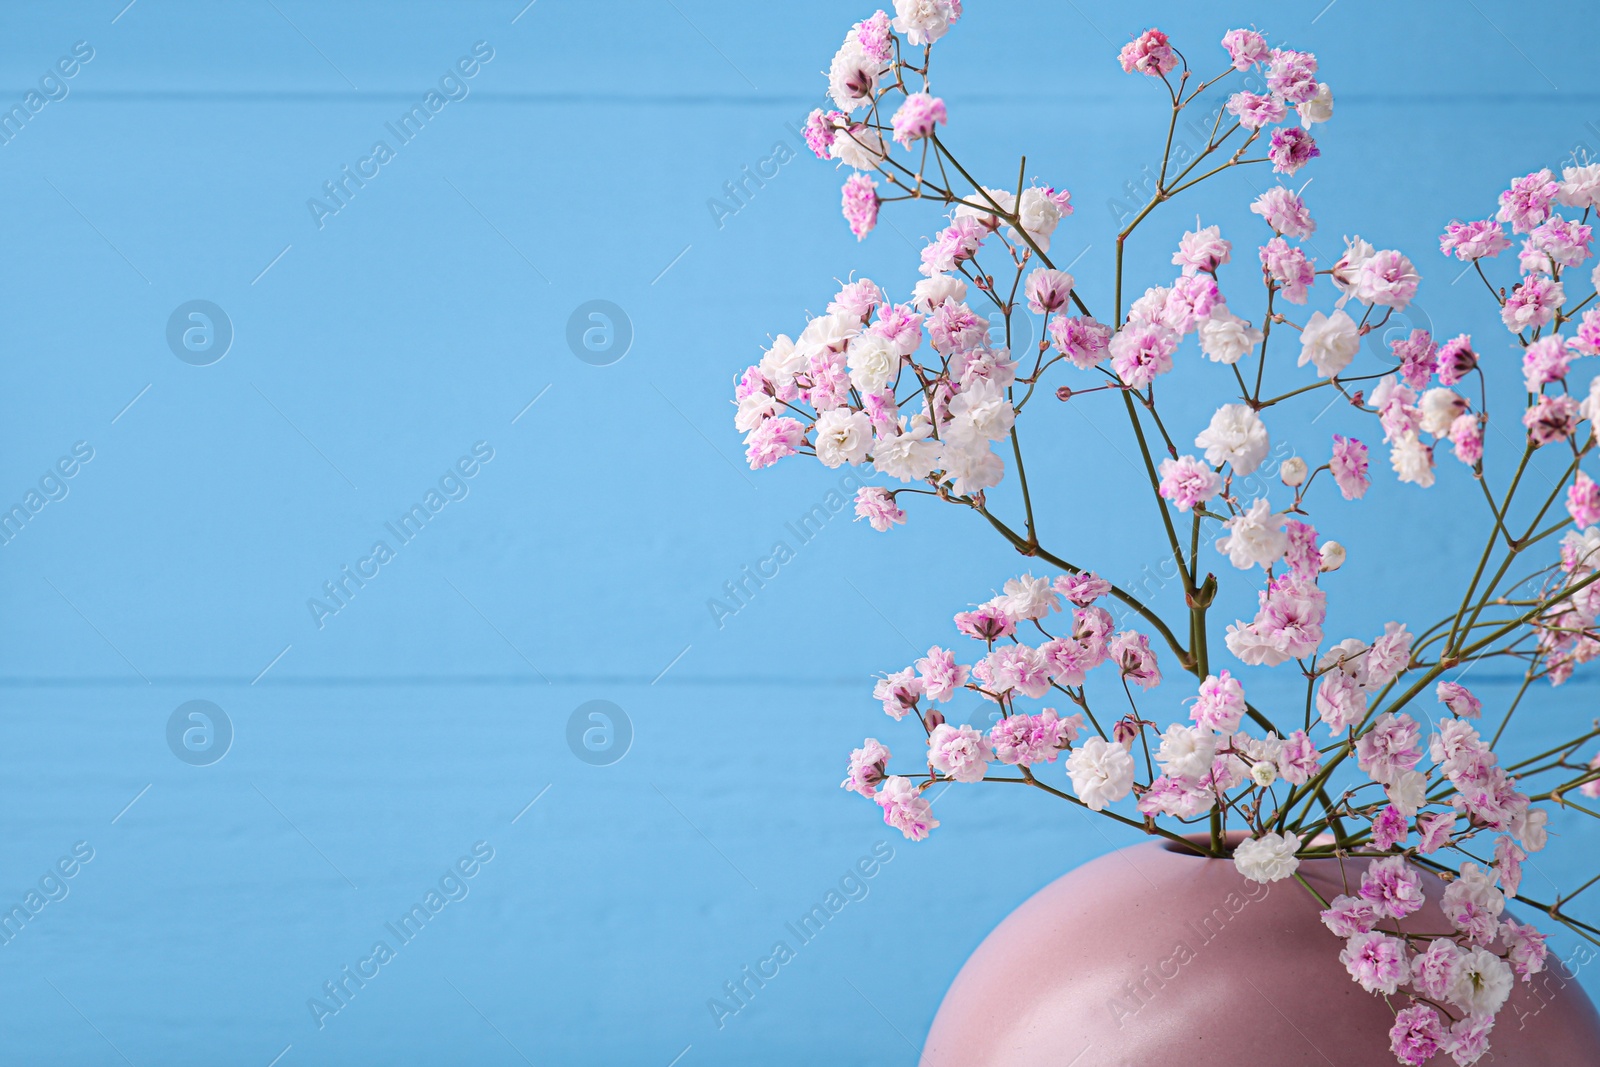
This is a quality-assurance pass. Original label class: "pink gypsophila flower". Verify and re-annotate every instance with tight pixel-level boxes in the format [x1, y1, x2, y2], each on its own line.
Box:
[1341, 930, 1411, 994]
[1522, 335, 1572, 392]
[1268, 127, 1320, 175]
[1054, 573, 1111, 607]
[1265, 48, 1319, 104]
[1227, 91, 1285, 131]
[745, 416, 805, 469]
[1279, 730, 1321, 785]
[1221, 28, 1268, 70]
[989, 708, 1082, 766]
[1320, 893, 1379, 937]
[1048, 314, 1113, 368]
[1435, 334, 1477, 385]
[1568, 472, 1600, 527]
[1524, 394, 1580, 446]
[1251, 186, 1315, 238]
[1109, 325, 1178, 388]
[927, 722, 992, 782]
[1437, 680, 1482, 718]
[854, 10, 894, 62]
[891, 92, 947, 146]
[915, 645, 968, 702]
[1356, 713, 1422, 784]
[1158, 455, 1221, 512]
[1360, 856, 1426, 918]
[873, 668, 923, 719]
[876, 776, 938, 840]
[1260, 237, 1316, 303]
[1173, 224, 1232, 274]
[854, 486, 906, 531]
[1497, 169, 1561, 234]
[1389, 1005, 1444, 1067]
[1501, 275, 1563, 333]
[803, 108, 846, 159]
[1330, 435, 1371, 499]
[1391, 329, 1437, 390]
[1118, 29, 1176, 76]
[841, 173, 879, 239]
[1440, 219, 1510, 261]
[1371, 804, 1409, 850]
[841, 738, 891, 797]
[1108, 630, 1161, 689]
[1191, 670, 1247, 733]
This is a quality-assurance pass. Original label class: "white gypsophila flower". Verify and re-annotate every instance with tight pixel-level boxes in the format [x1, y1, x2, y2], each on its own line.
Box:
[939, 438, 1004, 495]
[1300, 82, 1333, 127]
[813, 408, 874, 468]
[1320, 541, 1346, 572]
[1216, 499, 1289, 570]
[1418, 388, 1468, 436]
[1298, 309, 1360, 378]
[1385, 769, 1428, 817]
[1066, 737, 1135, 812]
[872, 420, 942, 482]
[1280, 456, 1308, 486]
[846, 332, 899, 394]
[1155, 723, 1217, 779]
[1233, 832, 1301, 883]
[1250, 762, 1278, 788]
[758, 334, 805, 388]
[1450, 947, 1514, 1017]
[1198, 307, 1263, 364]
[831, 125, 887, 171]
[944, 378, 1014, 444]
[892, 0, 960, 46]
[1557, 163, 1600, 210]
[911, 274, 967, 312]
[1390, 433, 1436, 488]
[999, 573, 1057, 621]
[1195, 403, 1270, 474]
[827, 37, 879, 112]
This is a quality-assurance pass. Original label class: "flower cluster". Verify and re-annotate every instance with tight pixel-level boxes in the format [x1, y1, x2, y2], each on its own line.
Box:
[742, 14, 1600, 1065]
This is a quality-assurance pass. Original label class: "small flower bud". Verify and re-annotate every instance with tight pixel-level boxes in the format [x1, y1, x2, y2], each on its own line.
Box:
[1056, 386, 1073, 402]
[1280, 456, 1308, 487]
[1249, 762, 1278, 788]
[1319, 540, 1346, 572]
[924, 709, 946, 730]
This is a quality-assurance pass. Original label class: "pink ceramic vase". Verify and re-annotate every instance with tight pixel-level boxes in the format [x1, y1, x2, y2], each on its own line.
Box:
[922, 836, 1600, 1066]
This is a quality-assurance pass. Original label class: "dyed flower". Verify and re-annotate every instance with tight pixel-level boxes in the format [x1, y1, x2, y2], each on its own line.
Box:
[1048, 314, 1112, 368]
[840, 173, 879, 239]
[1497, 169, 1561, 234]
[1118, 28, 1176, 76]
[1221, 28, 1268, 70]
[1330, 435, 1370, 499]
[1389, 1005, 1444, 1067]
[1265, 48, 1319, 104]
[1435, 334, 1478, 385]
[854, 486, 906, 531]
[1524, 394, 1580, 446]
[1360, 856, 1425, 918]
[1260, 237, 1316, 303]
[989, 708, 1081, 766]
[891, 92, 947, 146]
[1568, 472, 1600, 527]
[1340, 930, 1410, 994]
[876, 776, 938, 840]
[1173, 224, 1232, 274]
[1109, 324, 1178, 388]
[842, 738, 891, 797]
[1440, 218, 1511, 261]
[927, 722, 993, 783]
[1024, 269, 1075, 314]
[1437, 681, 1482, 718]
[1320, 893, 1379, 937]
[1268, 126, 1319, 174]
[1252, 186, 1315, 238]
[1501, 274, 1563, 333]
[1158, 455, 1221, 511]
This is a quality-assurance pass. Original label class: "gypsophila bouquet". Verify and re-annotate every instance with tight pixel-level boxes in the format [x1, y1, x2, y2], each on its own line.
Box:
[731, 7, 1600, 1064]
